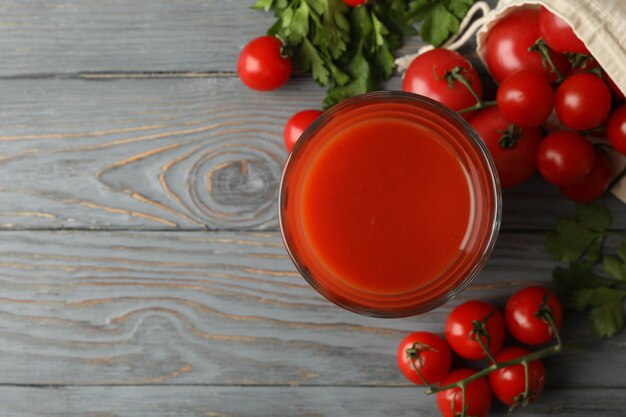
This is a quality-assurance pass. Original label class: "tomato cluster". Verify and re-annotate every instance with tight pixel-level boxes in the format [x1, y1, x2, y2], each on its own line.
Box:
[402, 7, 625, 201]
[396, 286, 563, 416]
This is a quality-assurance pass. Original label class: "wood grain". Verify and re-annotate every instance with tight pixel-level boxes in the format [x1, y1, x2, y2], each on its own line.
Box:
[0, 76, 621, 231]
[1, 386, 624, 417]
[0, 0, 271, 76]
[0, 230, 622, 386]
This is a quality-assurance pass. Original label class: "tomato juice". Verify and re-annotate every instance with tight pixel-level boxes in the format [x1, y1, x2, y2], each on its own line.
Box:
[279, 92, 501, 317]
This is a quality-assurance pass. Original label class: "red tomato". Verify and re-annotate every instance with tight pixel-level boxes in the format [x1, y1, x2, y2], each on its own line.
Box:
[485, 9, 570, 83]
[396, 332, 452, 386]
[608, 104, 626, 155]
[283, 109, 323, 152]
[488, 347, 546, 407]
[560, 150, 612, 203]
[536, 131, 595, 186]
[497, 70, 554, 128]
[555, 73, 611, 130]
[238, 36, 292, 91]
[445, 300, 505, 360]
[402, 48, 483, 120]
[505, 286, 563, 345]
[437, 368, 492, 417]
[342, 0, 366, 5]
[539, 6, 588, 54]
[470, 107, 542, 188]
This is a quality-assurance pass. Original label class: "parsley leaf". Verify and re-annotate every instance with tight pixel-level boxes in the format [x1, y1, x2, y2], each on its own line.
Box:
[255, 0, 477, 107]
[546, 204, 610, 265]
[553, 264, 615, 294]
[603, 241, 626, 282]
[548, 204, 626, 338]
[589, 299, 626, 338]
[407, 0, 476, 47]
[419, 2, 461, 47]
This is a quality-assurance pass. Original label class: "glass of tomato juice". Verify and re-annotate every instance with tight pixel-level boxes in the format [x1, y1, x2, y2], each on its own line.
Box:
[279, 91, 501, 317]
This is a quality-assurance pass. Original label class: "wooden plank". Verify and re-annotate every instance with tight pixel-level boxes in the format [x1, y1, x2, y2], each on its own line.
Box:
[0, 230, 622, 386]
[0, 76, 622, 231]
[0, 0, 449, 77]
[1, 386, 623, 417]
[0, 0, 273, 76]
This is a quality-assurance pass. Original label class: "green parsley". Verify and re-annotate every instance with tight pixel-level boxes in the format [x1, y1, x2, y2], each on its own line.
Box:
[547, 204, 626, 338]
[254, 0, 477, 107]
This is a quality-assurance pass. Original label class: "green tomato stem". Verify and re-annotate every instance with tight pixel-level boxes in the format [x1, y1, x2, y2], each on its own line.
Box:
[406, 343, 432, 386]
[443, 66, 496, 115]
[529, 38, 565, 84]
[458, 100, 496, 115]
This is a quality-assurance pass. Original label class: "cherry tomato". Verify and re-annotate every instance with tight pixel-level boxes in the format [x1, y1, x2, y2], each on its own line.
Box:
[402, 48, 483, 120]
[489, 347, 546, 407]
[445, 300, 505, 360]
[238, 36, 292, 91]
[396, 332, 452, 386]
[539, 6, 588, 54]
[608, 104, 626, 155]
[342, 0, 366, 5]
[437, 368, 492, 417]
[505, 286, 563, 345]
[560, 150, 613, 203]
[497, 70, 554, 128]
[283, 109, 323, 152]
[536, 131, 595, 186]
[470, 107, 542, 188]
[555, 73, 611, 130]
[485, 9, 570, 83]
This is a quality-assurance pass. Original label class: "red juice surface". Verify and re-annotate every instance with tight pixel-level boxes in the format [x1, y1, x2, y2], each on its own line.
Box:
[280, 93, 500, 317]
[302, 117, 471, 294]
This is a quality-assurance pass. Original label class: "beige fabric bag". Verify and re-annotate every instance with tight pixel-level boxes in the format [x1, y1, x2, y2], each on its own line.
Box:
[475, 0, 626, 202]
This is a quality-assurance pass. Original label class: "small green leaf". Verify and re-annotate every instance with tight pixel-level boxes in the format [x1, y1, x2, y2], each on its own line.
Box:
[255, 0, 275, 12]
[407, 0, 436, 23]
[446, 0, 476, 19]
[267, 18, 283, 36]
[587, 287, 626, 306]
[288, 1, 310, 43]
[552, 264, 614, 294]
[371, 12, 388, 48]
[420, 2, 459, 47]
[546, 218, 604, 264]
[568, 288, 595, 311]
[603, 255, 626, 282]
[298, 38, 330, 86]
[576, 204, 612, 232]
[589, 302, 625, 338]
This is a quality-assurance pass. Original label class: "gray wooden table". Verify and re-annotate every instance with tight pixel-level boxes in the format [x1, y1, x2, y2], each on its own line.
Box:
[0, 1, 624, 416]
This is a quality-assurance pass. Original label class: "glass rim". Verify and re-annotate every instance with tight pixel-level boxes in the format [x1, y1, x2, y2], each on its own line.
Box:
[278, 90, 502, 318]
